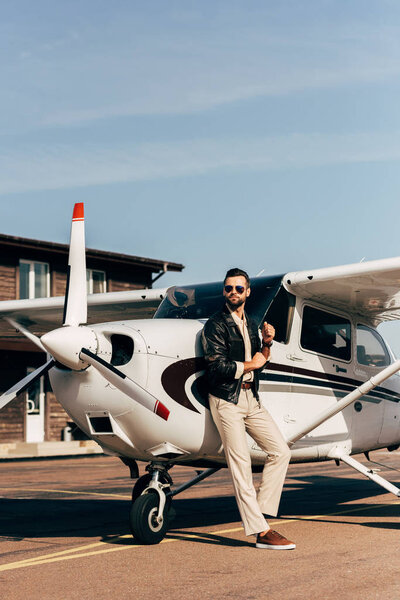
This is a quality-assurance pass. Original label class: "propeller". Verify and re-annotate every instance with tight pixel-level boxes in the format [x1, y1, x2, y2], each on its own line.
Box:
[0, 202, 170, 421]
[5, 317, 46, 352]
[63, 202, 87, 327]
[0, 359, 55, 411]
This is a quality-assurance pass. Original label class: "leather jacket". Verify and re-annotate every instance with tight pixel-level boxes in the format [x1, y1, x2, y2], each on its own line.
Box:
[201, 304, 262, 403]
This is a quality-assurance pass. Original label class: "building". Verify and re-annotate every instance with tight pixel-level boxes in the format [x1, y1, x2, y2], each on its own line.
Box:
[0, 233, 183, 444]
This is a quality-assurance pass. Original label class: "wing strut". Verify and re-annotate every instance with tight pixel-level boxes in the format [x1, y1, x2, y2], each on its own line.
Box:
[286, 357, 400, 447]
[336, 454, 400, 497]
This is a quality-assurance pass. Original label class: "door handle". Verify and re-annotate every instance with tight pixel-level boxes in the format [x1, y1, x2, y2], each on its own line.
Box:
[286, 353, 305, 362]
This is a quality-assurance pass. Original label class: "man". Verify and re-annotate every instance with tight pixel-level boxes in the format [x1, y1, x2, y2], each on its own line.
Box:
[201, 268, 295, 550]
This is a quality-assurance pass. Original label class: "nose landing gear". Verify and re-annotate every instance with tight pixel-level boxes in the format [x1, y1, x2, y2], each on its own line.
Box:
[129, 462, 221, 545]
[129, 463, 172, 545]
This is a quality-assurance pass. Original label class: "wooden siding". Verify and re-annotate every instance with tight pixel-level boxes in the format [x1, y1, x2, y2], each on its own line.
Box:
[108, 266, 152, 292]
[0, 395, 25, 442]
[0, 263, 17, 300]
[53, 269, 67, 297]
[46, 392, 70, 441]
[0, 360, 27, 442]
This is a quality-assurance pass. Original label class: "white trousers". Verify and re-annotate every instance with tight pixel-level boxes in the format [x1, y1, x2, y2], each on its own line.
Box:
[210, 389, 291, 536]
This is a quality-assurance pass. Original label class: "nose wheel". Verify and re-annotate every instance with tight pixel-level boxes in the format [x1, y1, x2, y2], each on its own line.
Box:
[130, 492, 170, 544]
[129, 464, 173, 545]
[128, 463, 221, 545]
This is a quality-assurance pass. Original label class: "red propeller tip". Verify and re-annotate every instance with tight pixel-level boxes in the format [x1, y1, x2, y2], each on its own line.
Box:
[155, 401, 170, 421]
[72, 202, 84, 221]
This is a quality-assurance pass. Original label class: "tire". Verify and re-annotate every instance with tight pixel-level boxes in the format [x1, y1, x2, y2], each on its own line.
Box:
[131, 474, 152, 503]
[131, 474, 171, 503]
[129, 492, 170, 544]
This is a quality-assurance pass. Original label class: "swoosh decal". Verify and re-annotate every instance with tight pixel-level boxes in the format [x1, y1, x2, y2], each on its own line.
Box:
[161, 357, 208, 413]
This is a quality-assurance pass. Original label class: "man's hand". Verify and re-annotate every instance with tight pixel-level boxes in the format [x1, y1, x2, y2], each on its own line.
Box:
[252, 352, 268, 369]
[262, 322, 275, 345]
[243, 352, 267, 373]
[242, 322, 276, 374]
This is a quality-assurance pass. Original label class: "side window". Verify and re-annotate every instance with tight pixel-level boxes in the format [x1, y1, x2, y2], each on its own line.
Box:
[263, 287, 295, 344]
[86, 269, 106, 294]
[301, 306, 351, 361]
[19, 260, 50, 299]
[356, 325, 390, 367]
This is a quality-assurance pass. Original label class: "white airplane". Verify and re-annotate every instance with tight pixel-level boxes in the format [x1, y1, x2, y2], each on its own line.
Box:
[1, 203, 400, 545]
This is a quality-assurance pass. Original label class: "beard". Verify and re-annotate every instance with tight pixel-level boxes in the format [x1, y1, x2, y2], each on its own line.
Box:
[226, 296, 246, 309]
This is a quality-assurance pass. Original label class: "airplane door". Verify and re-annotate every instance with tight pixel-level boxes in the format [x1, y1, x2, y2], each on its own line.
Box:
[291, 303, 354, 444]
[378, 393, 400, 445]
[353, 325, 388, 449]
[25, 368, 45, 443]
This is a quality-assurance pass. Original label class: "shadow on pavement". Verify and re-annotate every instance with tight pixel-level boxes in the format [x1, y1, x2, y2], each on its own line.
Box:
[0, 473, 398, 542]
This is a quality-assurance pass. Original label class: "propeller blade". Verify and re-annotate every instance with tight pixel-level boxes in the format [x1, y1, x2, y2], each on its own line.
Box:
[0, 358, 55, 411]
[63, 202, 87, 327]
[5, 317, 46, 352]
[80, 348, 170, 421]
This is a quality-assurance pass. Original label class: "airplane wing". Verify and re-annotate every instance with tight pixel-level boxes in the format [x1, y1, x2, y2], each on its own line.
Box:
[283, 256, 400, 325]
[0, 288, 166, 347]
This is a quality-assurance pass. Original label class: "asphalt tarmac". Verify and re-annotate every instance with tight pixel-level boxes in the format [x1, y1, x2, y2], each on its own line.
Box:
[0, 451, 399, 600]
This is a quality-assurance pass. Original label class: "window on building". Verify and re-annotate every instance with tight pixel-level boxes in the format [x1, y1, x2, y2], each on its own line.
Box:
[300, 305, 351, 361]
[19, 260, 50, 299]
[357, 325, 390, 367]
[86, 269, 106, 294]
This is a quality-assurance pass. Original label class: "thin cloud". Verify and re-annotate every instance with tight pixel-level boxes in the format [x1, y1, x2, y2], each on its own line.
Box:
[1, 131, 400, 195]
[41, 60, 399, 127]
[2, 7, 400, 132]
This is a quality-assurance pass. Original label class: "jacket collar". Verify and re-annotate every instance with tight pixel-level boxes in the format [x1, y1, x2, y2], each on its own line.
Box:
[222, 303, 249, 329]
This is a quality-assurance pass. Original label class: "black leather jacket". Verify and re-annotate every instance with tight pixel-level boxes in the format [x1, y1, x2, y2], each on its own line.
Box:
[201, 304, 262, 403]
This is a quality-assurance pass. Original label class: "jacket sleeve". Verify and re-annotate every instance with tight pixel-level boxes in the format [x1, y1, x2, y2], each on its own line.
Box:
[201, 320, 237, 381]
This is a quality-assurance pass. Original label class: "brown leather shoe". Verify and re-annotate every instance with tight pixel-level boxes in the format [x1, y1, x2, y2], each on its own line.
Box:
[256, 529, 296, 550]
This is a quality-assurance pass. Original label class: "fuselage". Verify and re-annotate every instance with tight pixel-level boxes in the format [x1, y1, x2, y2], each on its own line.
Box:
[49, 279, 400, 467]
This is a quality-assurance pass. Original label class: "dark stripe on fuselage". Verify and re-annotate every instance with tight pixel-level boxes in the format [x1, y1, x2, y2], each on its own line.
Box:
[261, 362, 400, 404]
[261, 372, 383, 403]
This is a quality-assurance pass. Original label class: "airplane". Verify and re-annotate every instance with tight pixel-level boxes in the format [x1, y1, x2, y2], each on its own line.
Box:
[1, 202, 400, 545]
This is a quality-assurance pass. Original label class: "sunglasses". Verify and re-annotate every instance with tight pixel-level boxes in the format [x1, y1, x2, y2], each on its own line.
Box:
[224, 285, 246, 294]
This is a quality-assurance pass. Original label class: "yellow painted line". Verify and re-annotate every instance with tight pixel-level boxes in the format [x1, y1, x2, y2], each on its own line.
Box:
[0, 537, 178, 571]
[0, 487, 130, 499]
[0, 535, 134, 569]
[1, 533, 132, 564]
[0, 500, 398, 572]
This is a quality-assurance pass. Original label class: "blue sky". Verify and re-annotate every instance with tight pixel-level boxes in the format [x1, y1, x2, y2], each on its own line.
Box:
[2, 1, 400, 350]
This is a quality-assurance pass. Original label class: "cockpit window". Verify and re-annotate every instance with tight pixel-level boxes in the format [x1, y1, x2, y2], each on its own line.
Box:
[301, 306, 351, 361]
[110, 334, 134, 366]
[357, 325, 390, 367]
[154, 276, 283, 326]
[263, 287, 295, 344]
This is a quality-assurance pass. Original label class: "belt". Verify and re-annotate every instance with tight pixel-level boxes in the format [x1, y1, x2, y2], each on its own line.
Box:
[241, 382, 252, 389]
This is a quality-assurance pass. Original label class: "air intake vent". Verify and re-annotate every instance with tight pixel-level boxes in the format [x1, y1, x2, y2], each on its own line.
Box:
[89, 416, 113, 433]
[110, 334, 134, 366]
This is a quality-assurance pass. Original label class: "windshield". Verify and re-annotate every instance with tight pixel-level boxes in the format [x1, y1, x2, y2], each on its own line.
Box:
[154, 275, 283, 326]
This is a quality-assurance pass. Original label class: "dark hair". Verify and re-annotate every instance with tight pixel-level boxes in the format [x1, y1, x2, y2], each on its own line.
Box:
[224, 267, 250, 286]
